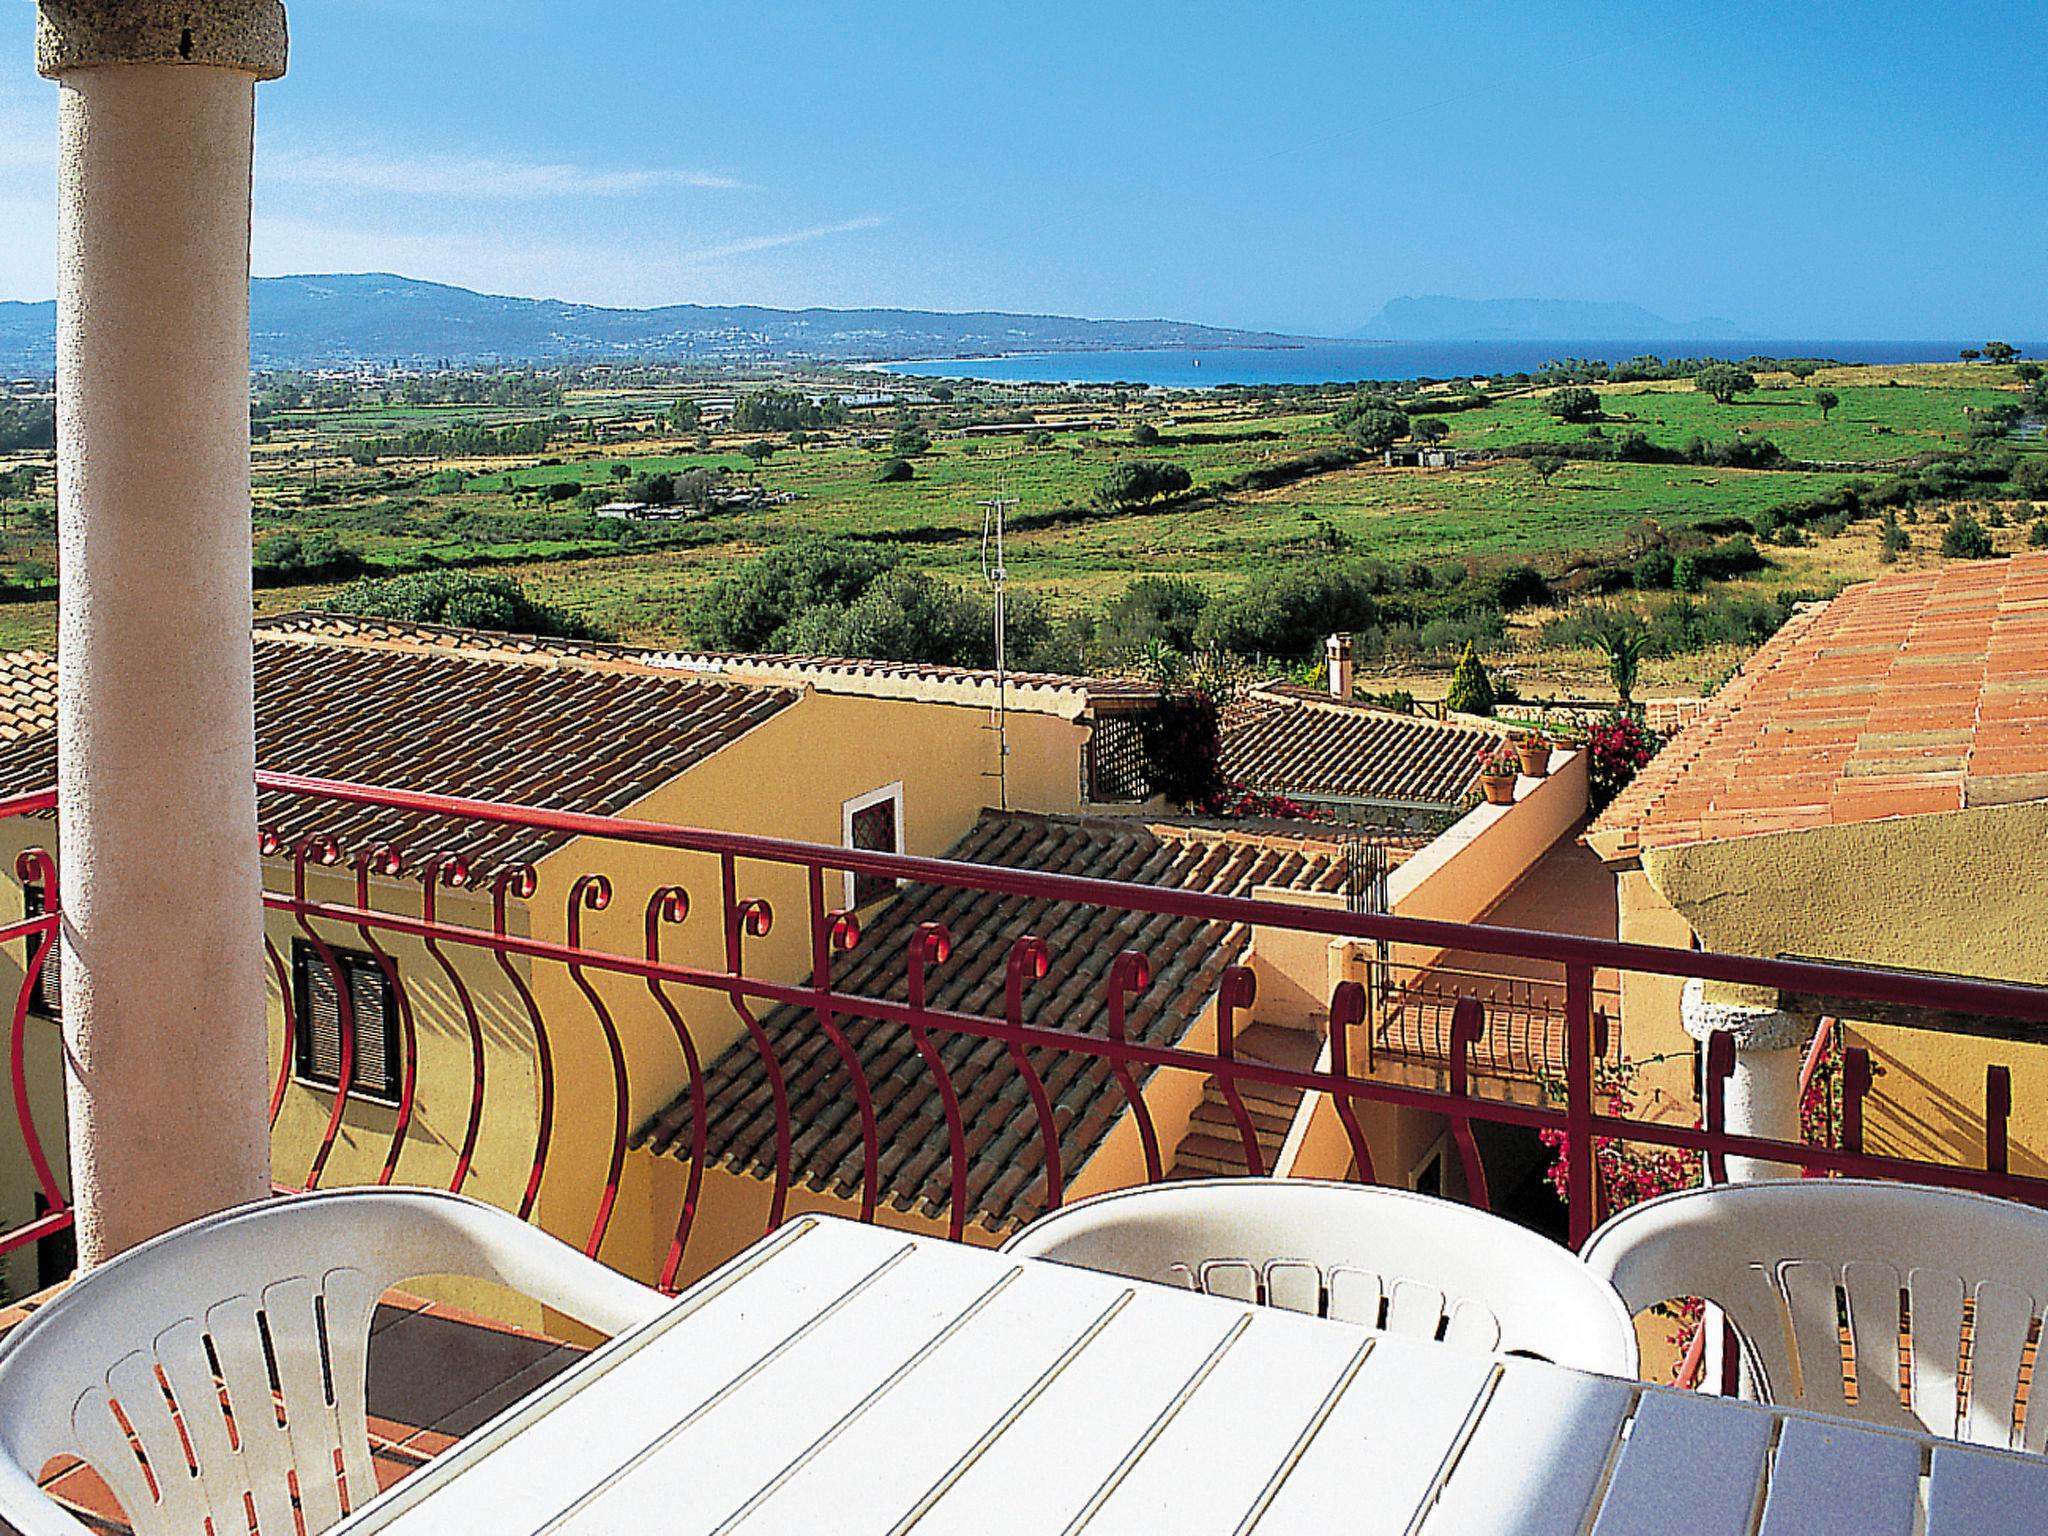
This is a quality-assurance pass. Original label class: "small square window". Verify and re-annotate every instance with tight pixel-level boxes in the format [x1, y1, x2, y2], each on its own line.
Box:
[843, 785, 904, 909]
[291, 940, 403, 1103]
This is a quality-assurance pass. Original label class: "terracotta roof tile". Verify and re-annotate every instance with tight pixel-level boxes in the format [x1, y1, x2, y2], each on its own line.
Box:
[259, 612, 1155, 717]
[0, 651, 54, 742]
[631, 811, 1352, 1232]
[1591, 554, 2048, 854]
[0, 638, 795, 871]
[644, 650, 1157, 716]
[1218, 684, 1498, 808]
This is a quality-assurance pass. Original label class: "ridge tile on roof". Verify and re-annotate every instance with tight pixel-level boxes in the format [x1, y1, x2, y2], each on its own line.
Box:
[1590, 554, 2048, 858]
[0, 633, 797, 870]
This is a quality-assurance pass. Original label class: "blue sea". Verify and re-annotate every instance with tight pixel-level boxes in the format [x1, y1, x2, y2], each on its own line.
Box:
[878, 340, 2033, 389]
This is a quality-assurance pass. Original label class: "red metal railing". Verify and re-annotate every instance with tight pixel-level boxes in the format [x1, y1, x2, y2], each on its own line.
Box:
[1374, 961, 1626, 1077]
[4, 772, 2048, 1299]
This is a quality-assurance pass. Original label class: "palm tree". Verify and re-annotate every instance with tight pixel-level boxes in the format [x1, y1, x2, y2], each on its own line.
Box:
[1596, 622, 1652, 708]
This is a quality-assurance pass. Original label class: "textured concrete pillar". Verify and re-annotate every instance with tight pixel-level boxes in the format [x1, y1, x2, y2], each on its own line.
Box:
[1682, 979, 1810, 1183]
[39, 0, 287, 1264]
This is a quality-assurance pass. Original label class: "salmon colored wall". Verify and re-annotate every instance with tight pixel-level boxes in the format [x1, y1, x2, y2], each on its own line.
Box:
[1282, 759, 1590, 1185]
[1383, 751, 1589, 976]
[1065, 998, 1221, 1206]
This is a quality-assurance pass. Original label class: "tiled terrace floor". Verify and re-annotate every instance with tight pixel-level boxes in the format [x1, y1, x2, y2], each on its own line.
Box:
[0, 1285, 586, 1534]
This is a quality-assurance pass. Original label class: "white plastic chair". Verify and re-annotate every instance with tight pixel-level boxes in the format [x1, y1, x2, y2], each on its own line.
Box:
[0, 1187, 667, 1536]
[1582, 1178, 2048, 1450]
[1001, 1178, 1639, 1375]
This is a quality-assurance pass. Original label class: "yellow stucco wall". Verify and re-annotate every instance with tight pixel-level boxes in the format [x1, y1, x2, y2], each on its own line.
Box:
[521, 687, 1087, 1282]
[1612, 865, 1700, 1125]
[1638, 799, 2048, 1174]
[0, 685, 1090, 1305]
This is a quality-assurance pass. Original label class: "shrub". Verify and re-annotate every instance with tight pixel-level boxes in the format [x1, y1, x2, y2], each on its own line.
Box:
[1695, 535, 1765, 580]
[1492, 564, 1552, 611]
[1941, 510, 1995, 559]
[1588, 711, 1664, 811]
[1445, 640, 1496, 716]
[2031, 520, 2048, 548]
[1131, 423, 1160, 446]
[1196, 782, 1330, 821]
[627, 472, 676, 505]
[1192, 562, 1387, 658]
[875, 457, 915, 483]
[321, 571, 606, 640]
[694, 537, 899, 650]
[1672, 553, 1704, 593]
[253, 531, 365, 584]
[1548, 386, 1601, 423]
[1137, 691, 1224, 808]
[1695, 364, 1757, 404]
[1343, 407, 1409, 454]
[1879, 508, 1910, 563]
[1632, 549, 1676, 591]
[1096, 459, 1193, 509]
[1096, 577, 1208, 657]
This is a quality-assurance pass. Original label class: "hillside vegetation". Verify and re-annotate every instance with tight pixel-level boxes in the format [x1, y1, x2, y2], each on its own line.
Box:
[0, 356, 2040, 699]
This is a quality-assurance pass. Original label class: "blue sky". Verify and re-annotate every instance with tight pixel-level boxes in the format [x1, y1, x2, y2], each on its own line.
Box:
[0, 1, 2042, 337]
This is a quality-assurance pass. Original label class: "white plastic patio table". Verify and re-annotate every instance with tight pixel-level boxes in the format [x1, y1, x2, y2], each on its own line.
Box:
[333, 1214, 2048, 1536]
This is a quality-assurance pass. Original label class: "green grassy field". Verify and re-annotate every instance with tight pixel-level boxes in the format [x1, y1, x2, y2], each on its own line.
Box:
[0, 362, 2040, 685]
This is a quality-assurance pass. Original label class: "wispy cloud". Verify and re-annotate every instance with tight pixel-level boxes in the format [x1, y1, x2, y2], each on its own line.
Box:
[687, 217, 887, 261]
[261, 146, 741, 199]
[251, 210, 889, 309]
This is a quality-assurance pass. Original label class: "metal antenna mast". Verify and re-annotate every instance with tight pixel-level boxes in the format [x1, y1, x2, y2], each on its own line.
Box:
[980, 474, 1019, 809]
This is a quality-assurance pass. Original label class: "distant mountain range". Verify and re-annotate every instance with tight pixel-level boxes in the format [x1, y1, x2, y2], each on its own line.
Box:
[1352, 295, 1752, 343]
[0, 274, 1310, 372]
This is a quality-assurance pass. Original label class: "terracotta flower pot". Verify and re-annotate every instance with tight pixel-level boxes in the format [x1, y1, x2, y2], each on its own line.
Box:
[1479, 771, 1519, 806]
[1516, 740, 1553, 778]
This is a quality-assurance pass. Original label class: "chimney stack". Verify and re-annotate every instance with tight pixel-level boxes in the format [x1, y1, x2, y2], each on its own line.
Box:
[1326, 633, 1353, 699]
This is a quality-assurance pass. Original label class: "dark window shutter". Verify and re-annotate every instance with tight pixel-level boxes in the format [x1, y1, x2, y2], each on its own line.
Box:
[22, 883, 57, 1019]
[291, 940, 401, 1102]
[849, 797, 899, 907]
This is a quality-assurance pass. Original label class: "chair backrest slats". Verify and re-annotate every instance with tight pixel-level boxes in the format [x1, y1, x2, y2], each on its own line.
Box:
[1584, 1180, 2048, 1450]
[1966, 1280, 2036, 1449]
[0, 1189, 667, 1536]
[1907, 1267, 1966, 1442]
[1002, 1179, 1638, 1377]
[1841, 1261, 1907, 1425]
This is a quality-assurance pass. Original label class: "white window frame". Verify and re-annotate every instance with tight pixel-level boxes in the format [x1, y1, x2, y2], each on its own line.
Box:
[841, 781, 906, 910]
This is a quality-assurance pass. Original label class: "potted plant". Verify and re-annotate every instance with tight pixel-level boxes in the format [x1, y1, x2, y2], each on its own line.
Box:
[1548, 712, 1585, 755]
[1516, 729, 1554, 778]
[1476, 738, 1521, 805]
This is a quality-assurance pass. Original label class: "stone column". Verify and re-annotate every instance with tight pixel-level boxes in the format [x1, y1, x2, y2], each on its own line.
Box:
[38, 0, 287, 1264]
[1681, 978, 1811, 1183]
